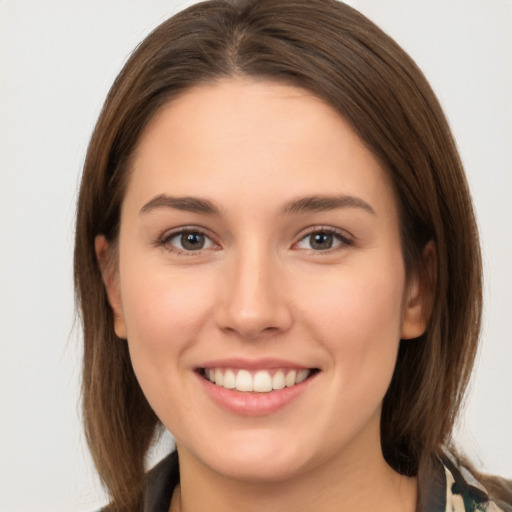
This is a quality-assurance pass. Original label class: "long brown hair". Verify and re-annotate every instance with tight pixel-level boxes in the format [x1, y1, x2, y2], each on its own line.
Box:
[75, 1, 484, 509]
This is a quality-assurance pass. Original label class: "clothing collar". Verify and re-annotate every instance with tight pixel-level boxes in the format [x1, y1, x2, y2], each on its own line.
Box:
[142, 450, 508, 512]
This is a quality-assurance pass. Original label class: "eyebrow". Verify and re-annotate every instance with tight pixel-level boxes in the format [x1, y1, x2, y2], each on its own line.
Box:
[139, 193, 375, 217]
[281, 195, 375, 216]
[139, 194, 220, 215]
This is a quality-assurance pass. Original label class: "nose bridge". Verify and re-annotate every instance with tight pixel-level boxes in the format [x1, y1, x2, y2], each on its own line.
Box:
[216, 236, 291, 338]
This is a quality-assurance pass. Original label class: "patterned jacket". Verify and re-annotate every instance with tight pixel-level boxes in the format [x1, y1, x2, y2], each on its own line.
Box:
[437, 452, 511, 512]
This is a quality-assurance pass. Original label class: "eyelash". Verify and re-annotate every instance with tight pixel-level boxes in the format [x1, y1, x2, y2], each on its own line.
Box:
[158, 227, 217, 256]
[157, 226, 354, 256]
[294, 227, 354, 253]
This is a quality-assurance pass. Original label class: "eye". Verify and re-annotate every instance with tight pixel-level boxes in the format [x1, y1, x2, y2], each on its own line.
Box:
[295, 229, 351, 251]
[163, 230, 216, 253]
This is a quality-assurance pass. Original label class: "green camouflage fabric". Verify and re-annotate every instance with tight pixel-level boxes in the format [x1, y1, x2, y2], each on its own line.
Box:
[444, 455, 510, 512]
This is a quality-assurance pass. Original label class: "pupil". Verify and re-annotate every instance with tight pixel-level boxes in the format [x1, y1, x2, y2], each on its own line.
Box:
[311, 232, 333, 250]
[181, 232, 204, 250]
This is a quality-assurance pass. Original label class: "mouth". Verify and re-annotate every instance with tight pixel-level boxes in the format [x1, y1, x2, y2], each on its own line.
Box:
[197, 367, 320, 393]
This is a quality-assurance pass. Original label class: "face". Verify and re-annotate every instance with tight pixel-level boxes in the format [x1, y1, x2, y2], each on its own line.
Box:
[98, 79, 428, 483]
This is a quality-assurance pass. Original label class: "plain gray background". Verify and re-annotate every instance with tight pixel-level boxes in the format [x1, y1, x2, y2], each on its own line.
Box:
[0, 1, 511, 510]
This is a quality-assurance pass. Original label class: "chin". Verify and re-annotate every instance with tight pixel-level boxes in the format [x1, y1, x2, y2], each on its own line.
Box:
[183, 431, 315, 484]
[211, 454, 310, 484]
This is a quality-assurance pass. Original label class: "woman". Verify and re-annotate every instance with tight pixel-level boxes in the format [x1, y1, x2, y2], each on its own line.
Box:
[74, 1, 512, 511]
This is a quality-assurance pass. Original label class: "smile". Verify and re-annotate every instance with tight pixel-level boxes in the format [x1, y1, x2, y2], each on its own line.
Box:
[199, 368, 317, 393]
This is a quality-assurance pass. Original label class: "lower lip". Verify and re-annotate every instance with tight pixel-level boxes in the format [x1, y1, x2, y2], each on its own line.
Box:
[196, 372, 316, 417]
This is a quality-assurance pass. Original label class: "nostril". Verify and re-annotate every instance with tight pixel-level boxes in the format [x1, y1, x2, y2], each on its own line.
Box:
[220, 323, 283, 340]
[214, 273, 293, 338]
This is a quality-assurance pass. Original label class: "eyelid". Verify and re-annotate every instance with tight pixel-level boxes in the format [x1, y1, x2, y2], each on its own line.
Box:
[293, 226, 354, 251]
[157, 226, 219, 255]
[155, 225, 354, 255]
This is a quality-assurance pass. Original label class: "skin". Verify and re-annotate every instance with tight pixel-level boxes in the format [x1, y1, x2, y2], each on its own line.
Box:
[97, 79, 432, 512]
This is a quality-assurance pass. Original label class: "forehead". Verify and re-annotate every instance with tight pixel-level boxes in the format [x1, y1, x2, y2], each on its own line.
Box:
[126, 78, 397, 219]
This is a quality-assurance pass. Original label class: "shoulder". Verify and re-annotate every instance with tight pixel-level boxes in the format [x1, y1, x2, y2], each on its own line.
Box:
[98, 451, 179, 512]
[143, 450, 180, 512]
[441, 451, 512, 512]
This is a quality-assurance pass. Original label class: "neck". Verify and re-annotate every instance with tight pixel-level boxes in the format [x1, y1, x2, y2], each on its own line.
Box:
[171, 433, 417, 512]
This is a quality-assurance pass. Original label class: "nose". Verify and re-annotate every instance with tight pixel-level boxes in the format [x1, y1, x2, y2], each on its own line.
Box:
[215, 244, 293, 339]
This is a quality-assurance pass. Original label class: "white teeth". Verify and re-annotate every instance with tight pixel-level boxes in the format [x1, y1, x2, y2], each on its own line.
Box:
[272, 370, 286, 390]
[285, 370, 297, 387]
[235, 369, 253, 392]
[296, 369, 310, 384]
[253, 371, 273, 393]
[223, 369, 236, 389]
[205, 368, 312, 393]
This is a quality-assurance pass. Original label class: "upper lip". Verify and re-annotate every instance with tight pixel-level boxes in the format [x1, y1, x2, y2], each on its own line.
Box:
[196, 357, 315, 371]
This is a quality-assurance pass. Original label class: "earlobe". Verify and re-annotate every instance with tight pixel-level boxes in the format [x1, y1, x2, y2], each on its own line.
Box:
[94, 235, 127, 339]
[401, 240, 437, 340]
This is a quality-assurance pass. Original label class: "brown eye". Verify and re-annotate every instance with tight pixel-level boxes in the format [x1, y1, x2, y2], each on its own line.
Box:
[309, 232, 334, 250]
[295, 229, 350, 251]
[180, 232, 205, 250]
[165, 230, 215, 253]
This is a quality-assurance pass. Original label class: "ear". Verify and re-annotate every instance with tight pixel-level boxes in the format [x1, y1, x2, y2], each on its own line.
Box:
[401, 240, 437, 340]
[95, 235, 127, 339]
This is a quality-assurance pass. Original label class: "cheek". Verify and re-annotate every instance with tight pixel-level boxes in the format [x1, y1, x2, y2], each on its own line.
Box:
[118, 266, 219, 423]
[301, 260, 406, 376]
[119, 261, 216, 374]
